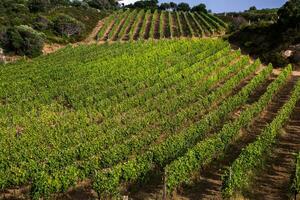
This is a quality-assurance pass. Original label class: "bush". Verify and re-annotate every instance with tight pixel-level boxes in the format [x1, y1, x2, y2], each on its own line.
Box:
[71, 0, 89, 9]
[53, 14, 85, 38]
[28, 0, 50, 12]
[33, 15, 53, 31]
[7, 25, 45, 57]
[262, 52, 289, 67]
[177, 2, 190, 11]
[0, 26, 9, 49]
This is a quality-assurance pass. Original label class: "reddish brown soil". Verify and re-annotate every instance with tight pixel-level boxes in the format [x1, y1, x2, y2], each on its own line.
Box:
[112, 17, 128, 41]
[84, 20, 104, 43]
[143, 13, 153, 40]
[122, 14, 137, 41]
[101, 19, 116, 41]
[153, 12, 161, 39]
[132, 13, 146, 40]
[163, 13, 171, 38]
[171, 12, 179, 38]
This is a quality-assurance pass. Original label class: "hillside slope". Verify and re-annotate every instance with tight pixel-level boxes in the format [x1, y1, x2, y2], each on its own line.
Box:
[0, 39, 299, 200]
[97, 10, 227, 41]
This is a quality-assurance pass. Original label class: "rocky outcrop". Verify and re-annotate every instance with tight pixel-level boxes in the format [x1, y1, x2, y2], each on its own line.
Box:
[282, 44, 300, 64]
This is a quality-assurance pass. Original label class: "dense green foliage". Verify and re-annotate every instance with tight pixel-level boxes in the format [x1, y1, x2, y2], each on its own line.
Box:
[6, 25, 45, 57]
[225, 0, 300, 67]
[97, 9, 227, 41]
[0, 38, 269, 199]
[278, 0, 300, 28]
[0, 0, 108, 56]
[125, 1, 208, 13]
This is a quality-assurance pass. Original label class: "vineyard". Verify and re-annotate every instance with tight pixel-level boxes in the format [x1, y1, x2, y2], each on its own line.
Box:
[97, 9, 227, 41]
[0, 39, 300, 200]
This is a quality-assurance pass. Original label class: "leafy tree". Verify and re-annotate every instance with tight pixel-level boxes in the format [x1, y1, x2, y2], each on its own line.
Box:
[278, 0, 300, 28]
[7, 25, 45, 57]
[191, 3, 207, 13]
[84, 0, 118, 9]
[27, 0, 50, 12]
[159, 2, 170, 10]
[249, 6, 257, 11]
[131, 0, 158, 10]
[50, 0, 70, 6]
[177, 2, 190, 11]
[53, 14, 85, 37]
[169, 2, 177, 11]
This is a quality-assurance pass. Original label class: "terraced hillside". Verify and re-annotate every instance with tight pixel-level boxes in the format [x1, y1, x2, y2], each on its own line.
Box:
[0, 39, 299, 200]
[97, 9, 227, 41]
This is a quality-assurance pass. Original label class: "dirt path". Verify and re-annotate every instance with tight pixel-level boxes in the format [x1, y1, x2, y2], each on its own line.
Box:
[175, 75, 298, 200]
[83, 20, 104, 43]
[42, 19, 105, 55]
[244, 76, 300, 200]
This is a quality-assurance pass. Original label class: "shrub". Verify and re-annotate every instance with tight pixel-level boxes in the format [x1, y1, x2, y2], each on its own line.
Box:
[28, 0, 50, 12]
[33, 15, 53, 31]
[7, 25, 45, 57]
[262, 52, 289, 67]
[0, 26, 9, 49]
[53, 14, 85, 38]
[71, 0, 89, 9]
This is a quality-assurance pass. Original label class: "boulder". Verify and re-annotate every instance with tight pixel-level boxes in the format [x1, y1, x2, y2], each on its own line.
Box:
[283, 50, 293, 58]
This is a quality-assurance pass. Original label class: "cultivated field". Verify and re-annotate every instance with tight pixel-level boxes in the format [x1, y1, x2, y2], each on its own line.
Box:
[97, 9, 227, 41]
[0, 39, 299, 200]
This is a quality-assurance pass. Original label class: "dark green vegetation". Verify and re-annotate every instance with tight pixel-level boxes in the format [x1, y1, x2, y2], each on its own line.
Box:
[0, 0, 109, 57]
[97, 9, 227, 41]
[0, 39, 299, 200]
[222, 0, 300, 67]
[125, 0, 209, 13]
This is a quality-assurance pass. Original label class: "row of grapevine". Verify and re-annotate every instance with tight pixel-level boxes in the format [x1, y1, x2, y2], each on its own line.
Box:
[164, 65, 291, 193]
[293, 152, 300, 197]
[97, 9, 226, 41]
[3, 38, 297, 199]
[222, 69, 300, 197]
[29, 51, 243, 198]
[0, 39, 236, 199]
[91, 59, 272, 197]
[25, 43, 235, 198]
[130, 10, 145, 40]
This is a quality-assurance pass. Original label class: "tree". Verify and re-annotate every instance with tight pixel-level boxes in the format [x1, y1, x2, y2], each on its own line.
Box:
[169, 2, 177, 11]
[177, 2, 190, 12]
[7, 25, 45, 57]
[278, 0, 300, 28]
[84, 0, 118, 9]
[53, 14, 85, 37]
[249, 6, 257, 11]
[159, 2, 170, 10]
[27, 0, 50, 12]
[191, 3, 207, 13]
[132, 0, 158, 10]
[50, 0, 70, 6]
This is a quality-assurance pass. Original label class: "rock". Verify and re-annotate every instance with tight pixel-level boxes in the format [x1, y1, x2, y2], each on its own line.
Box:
[283, 50, 293, 58]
